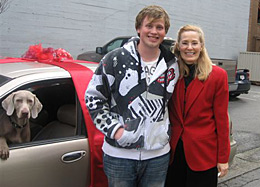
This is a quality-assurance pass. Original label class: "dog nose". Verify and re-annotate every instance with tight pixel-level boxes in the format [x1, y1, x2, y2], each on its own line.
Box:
[21, 111, 29, 117]
[21, 107, 29, 117]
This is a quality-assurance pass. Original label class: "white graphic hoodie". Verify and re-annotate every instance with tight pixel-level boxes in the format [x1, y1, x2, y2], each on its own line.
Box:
[85, 37, 179, 160]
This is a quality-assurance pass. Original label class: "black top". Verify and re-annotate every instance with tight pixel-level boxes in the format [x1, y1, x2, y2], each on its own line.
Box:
[184, 64, 195, 88]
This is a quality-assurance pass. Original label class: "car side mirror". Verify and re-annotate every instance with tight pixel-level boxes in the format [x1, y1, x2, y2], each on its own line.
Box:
[96, 47, 103, 54]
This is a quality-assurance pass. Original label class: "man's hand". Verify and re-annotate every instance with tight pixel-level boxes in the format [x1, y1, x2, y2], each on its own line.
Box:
[217, 162, 229, 178]
[114, 127, 124, 140]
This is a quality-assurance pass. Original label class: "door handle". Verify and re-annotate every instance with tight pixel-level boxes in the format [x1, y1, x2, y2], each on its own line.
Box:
[61, 150, 86, 163]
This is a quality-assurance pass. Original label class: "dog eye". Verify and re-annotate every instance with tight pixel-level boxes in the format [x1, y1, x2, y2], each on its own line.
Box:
[27, 99, 33, 104]
[16, 99, 22, 103]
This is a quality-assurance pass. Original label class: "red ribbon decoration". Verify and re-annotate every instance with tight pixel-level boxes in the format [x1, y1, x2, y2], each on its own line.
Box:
[21, 44, 73, 62]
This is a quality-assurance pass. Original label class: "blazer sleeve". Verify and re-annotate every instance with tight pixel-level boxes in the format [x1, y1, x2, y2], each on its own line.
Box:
[213, 67, 230, 163]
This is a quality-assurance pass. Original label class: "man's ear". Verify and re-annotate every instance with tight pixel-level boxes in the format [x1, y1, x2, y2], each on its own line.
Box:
[137, 31, 140, 37]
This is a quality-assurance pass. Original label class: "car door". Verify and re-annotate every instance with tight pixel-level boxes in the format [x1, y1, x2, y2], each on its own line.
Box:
[0, 138, 90, 187]
[0, 78, 90, 187]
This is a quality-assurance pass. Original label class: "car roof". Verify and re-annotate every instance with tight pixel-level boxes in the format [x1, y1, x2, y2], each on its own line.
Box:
[0, 59, 98, 79]
[0, 59, 98, 97]
[0, 61, 62, 78]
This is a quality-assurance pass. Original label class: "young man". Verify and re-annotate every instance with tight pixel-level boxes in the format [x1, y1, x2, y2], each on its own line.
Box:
[85, 5, 179, 187]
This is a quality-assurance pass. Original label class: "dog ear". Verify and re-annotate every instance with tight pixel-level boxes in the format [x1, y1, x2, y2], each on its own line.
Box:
[2, 93, 15, 116]
[31, 95, 43, 119]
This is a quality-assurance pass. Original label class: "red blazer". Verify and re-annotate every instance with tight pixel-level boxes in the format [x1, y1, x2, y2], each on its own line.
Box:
[169, 65, 230, 171]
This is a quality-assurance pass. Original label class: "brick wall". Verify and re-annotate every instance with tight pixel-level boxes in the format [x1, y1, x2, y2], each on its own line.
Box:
[247, 0, 260, 52]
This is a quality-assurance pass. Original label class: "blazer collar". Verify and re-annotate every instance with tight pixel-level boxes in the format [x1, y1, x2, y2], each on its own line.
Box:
[184, 78, 204, 118]
[174, 77, 204, 120]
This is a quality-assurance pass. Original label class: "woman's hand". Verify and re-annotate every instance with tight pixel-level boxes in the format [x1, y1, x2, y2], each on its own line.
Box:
[217, 162, 229, 177]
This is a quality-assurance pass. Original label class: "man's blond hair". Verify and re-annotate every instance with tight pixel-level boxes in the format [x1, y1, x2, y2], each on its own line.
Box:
[135, 5, 170, 34]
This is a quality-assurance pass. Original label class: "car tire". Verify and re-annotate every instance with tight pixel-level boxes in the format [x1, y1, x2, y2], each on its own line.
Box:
[230, 93, 240, 98]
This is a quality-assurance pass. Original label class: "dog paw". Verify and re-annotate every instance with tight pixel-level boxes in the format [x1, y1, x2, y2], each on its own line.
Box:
[0, 147, 10, 160]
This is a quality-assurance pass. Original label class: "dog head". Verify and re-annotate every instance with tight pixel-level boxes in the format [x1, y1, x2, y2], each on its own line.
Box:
[2, 90, 43, 119]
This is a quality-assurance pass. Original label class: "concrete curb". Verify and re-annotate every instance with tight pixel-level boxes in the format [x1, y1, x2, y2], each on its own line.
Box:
[218, 147, 260, 184]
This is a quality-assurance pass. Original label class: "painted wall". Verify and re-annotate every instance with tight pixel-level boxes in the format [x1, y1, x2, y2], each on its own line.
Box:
[0, 0, 250, 60]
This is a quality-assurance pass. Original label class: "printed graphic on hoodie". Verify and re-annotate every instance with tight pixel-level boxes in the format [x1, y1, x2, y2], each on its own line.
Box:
[85, 37, 179, 150]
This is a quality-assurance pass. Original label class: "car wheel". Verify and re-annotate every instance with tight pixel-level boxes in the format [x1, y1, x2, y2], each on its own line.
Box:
[230, 93, 240, 98]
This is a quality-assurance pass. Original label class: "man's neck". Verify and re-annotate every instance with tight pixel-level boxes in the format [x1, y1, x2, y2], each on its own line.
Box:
[137, 44, 160, 62]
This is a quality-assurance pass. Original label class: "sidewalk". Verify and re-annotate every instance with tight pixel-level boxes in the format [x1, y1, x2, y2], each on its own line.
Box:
[218, 147, 260, 186]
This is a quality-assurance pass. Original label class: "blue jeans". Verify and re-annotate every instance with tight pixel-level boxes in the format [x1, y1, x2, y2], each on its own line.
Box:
[103, 152, 170, 187]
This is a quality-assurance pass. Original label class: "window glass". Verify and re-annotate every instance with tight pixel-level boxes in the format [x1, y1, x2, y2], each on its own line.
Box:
[0, 75, 12, 87]
[106, 39, 124, 53]
[0, 78, 82, 148]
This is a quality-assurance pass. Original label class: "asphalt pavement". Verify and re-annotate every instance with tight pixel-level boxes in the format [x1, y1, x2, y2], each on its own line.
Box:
[218, 85, 260, 187]
[218, 146, 260, 186]
[219, 168, 260, 187]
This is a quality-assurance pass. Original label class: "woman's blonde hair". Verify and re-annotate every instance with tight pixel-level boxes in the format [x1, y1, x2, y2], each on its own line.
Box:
[173, 25, 212, 81]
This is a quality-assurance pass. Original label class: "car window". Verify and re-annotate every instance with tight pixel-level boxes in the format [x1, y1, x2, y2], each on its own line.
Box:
[105, 38, 125, 53]
[0, 75, 12, 87]
[0, 78, 86, 148]
[162, 39, 175, 51]
[0, 76, 90, 187]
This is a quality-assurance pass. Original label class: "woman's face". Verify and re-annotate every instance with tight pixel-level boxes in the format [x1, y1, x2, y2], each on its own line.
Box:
[178, 31, 202, 64]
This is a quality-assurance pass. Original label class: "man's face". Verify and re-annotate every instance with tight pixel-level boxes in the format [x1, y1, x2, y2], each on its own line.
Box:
[137, 16, 166, 50]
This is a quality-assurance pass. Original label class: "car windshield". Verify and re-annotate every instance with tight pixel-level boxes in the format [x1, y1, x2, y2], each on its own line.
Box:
[0, 75, 12, 87]
[162, 39, 175, 51]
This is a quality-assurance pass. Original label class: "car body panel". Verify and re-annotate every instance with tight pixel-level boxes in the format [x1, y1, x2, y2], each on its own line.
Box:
[0, 138, 90, 187]
[0, 61, 63, 77]
[77, 51, 103, 63]
[230, 69, 251, 97]
[211, 59, 237, 84]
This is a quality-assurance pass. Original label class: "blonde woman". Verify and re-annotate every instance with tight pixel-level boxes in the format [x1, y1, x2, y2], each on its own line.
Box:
[166, 25, 230, 187]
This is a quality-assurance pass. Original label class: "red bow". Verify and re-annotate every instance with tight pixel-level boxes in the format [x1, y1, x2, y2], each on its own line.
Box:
[21, 44, 73, 62]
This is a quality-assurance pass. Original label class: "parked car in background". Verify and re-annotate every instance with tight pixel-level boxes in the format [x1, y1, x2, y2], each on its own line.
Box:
[230, 69, 251, 98]
[77, 36, 131, 63]
[77, 36, 237, 93]
[77, 36, 174, 62]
